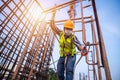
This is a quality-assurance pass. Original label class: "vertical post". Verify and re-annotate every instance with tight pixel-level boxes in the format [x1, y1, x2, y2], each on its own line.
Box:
[79, 73, 81, 80]
[83, 73, 85, 80]
[91, 16, 102, 80]
[91, 51, 97, 80]
[91, 0, 111, 80]
[88, 64, 90, 80]
[68, 0, 76, 20]
[80, 0, 86, 42]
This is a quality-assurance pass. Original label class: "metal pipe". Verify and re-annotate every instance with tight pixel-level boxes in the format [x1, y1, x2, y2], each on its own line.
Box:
[91, 17, 102, 80]
[91, 16, 102, 80]
[43, 0, 79, 13]
[92, 0, 111, 80]
[47, 16, 91, 24]
[85, 51, 97, 65]
[80, 0, 86, 42]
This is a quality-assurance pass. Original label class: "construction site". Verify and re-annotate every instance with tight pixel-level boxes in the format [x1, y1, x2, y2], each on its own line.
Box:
[0, 0, 112, 80]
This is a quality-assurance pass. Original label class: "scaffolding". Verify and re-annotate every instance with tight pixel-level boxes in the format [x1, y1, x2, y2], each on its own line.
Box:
[0, 0, 111, 80]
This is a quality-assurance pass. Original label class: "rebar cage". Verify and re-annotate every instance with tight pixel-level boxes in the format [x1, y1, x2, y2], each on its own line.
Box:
[0, 0, 111, 80]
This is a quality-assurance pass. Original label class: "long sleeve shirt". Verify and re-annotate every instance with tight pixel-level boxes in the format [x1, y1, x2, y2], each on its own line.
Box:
[50, 20, 82, 51]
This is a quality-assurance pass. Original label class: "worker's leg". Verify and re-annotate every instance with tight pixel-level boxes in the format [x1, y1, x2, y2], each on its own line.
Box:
[57, 57, 65, 80]
[66, 55, 76, 80]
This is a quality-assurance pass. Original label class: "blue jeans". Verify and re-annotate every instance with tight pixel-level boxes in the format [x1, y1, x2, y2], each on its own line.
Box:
[57, 55, 76, 80]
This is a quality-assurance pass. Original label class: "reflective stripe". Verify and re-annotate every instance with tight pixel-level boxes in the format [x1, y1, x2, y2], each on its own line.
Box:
[59, 32, 76, 57]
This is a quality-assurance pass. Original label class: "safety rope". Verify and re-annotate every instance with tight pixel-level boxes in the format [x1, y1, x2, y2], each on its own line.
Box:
[73, 41, 90, 80]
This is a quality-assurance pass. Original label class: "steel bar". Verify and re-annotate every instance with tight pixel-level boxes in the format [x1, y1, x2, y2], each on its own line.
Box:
[0, 0, 112, 80]
[91, 0, 112, 80]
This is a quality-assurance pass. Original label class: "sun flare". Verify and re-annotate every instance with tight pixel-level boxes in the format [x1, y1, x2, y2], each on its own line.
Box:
[28, 4, 44, 21]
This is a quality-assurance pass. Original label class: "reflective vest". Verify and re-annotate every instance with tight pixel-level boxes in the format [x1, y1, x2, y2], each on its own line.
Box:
[59, 32, 76, 57]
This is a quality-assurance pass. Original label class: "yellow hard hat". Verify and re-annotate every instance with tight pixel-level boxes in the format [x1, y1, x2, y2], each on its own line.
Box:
[64, 20, 74, 29]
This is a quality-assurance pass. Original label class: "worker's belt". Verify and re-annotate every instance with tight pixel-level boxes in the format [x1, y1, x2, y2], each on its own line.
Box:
[61, 51, 75, 57]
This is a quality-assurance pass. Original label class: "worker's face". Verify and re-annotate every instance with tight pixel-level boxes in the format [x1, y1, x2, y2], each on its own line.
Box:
[64, 28, 73, 36]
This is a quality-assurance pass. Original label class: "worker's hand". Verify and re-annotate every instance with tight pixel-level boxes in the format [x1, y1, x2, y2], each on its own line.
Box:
[80, 46, 88, 56]
[79, 46, 85, 51]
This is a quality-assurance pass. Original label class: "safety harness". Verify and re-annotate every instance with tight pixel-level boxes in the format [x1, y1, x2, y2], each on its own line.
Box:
[59, 32, 76, 57]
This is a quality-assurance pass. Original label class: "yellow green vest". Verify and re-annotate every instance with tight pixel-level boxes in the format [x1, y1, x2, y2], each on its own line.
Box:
[59, 32, 76, 57]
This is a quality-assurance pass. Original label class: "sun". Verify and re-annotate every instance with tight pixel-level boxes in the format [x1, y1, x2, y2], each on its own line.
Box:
[28, 3, 45, 21]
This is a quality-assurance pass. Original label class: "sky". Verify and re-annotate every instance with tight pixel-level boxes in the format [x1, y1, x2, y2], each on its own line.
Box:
[44, 0, 120, 80]
[96, 0, 120, 80]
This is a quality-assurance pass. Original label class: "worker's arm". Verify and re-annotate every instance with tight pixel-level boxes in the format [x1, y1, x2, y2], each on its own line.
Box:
[73, 36, 84, 51]
[50, 20, 62, 36]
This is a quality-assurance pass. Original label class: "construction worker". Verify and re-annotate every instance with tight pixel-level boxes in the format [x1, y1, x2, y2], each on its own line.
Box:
[50, 20, 87, 80]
